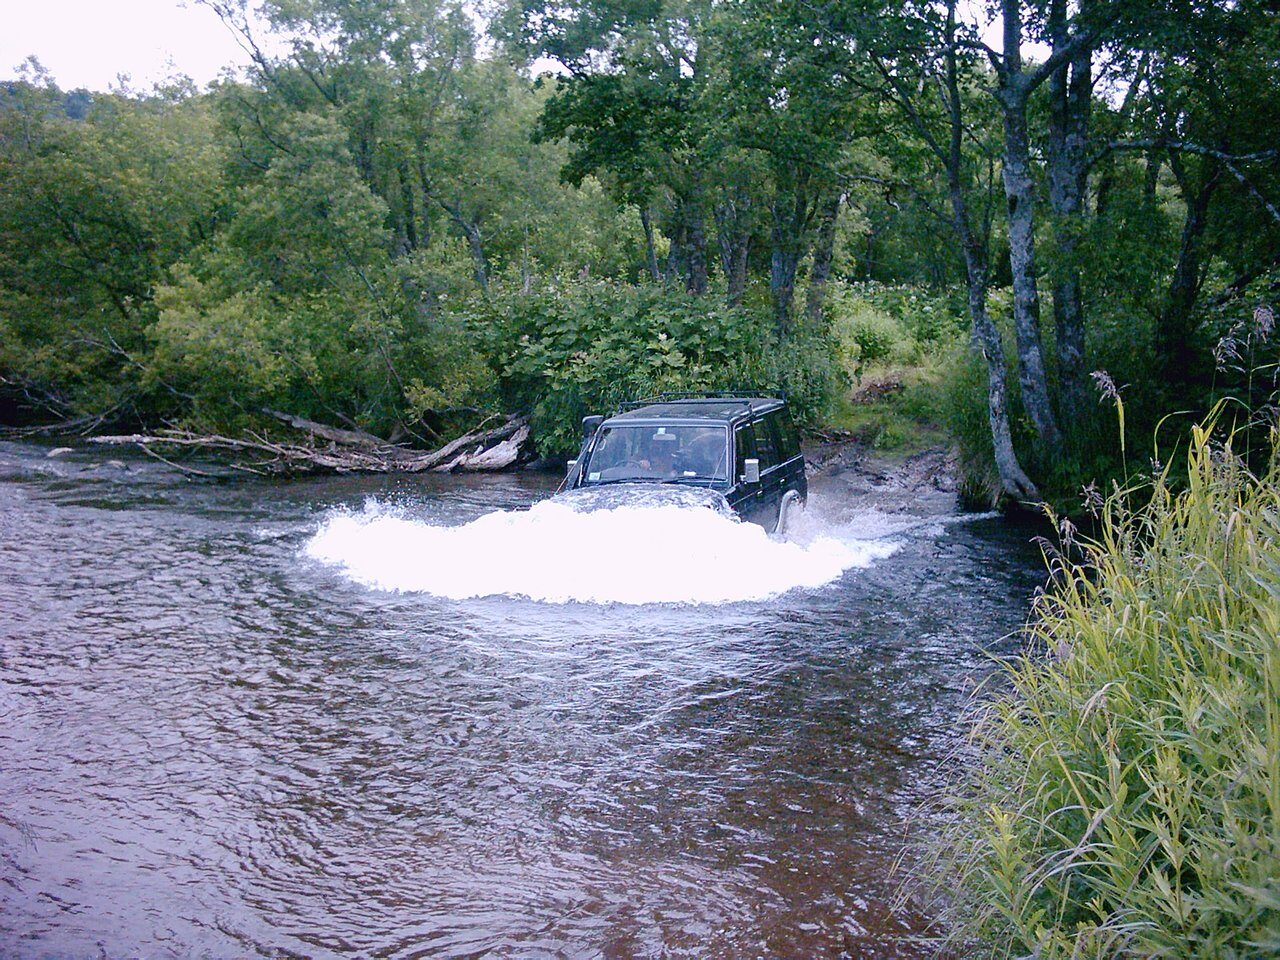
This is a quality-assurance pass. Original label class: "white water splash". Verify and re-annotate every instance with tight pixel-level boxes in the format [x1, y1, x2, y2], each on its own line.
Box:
[303, 496, 899, 605]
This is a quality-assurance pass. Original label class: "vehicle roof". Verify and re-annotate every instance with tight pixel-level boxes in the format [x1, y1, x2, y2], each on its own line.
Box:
[605, 397, 784, 425]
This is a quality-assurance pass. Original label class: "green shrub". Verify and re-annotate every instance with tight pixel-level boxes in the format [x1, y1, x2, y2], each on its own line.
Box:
[470, 280, 843, 455]
[834, 300, 902, 368]
[829, 281, 968, 382]
[920, 417, 1280, 957]
[872, 419, 910, 449]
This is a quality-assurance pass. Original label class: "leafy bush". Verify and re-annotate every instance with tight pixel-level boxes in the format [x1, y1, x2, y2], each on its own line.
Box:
[830, 281, 968, 380]
[920, 416, 1280, 957]
[470, 281, 843, 455]
[834, 300, 902, 369]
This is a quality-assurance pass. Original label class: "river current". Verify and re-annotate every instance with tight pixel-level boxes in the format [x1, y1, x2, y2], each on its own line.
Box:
[0, 440, 1042, 958]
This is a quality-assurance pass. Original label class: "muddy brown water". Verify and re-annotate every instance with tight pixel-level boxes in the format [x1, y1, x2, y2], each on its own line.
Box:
[0, 440, 1043, 958]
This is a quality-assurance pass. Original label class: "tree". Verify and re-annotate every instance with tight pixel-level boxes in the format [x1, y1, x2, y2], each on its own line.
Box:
[867, 0, 1039, 501]
[0, 71, 222, 418]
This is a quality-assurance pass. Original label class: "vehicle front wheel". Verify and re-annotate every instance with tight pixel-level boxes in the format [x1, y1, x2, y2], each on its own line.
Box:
[774, 490, 804, 537]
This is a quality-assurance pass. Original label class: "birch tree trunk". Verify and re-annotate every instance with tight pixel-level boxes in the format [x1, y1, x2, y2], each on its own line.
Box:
[996, 0, 1063, 454]
[1045, 0, 1092, 432]
[941, 5, 1038, 502]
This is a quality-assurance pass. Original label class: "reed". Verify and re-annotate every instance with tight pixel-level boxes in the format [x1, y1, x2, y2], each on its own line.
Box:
[920, 414, 1280, 958]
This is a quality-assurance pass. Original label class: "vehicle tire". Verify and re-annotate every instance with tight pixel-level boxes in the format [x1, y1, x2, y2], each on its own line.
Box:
[775, 490, 804, 537]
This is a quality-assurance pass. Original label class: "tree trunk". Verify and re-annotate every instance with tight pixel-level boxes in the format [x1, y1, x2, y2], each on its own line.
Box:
[461, 219, 489, 292]
[999, 87, 1064, 453]
[414, 151, 433, 249]
[938, 4, 1037, 502]
[1143, 153, 1162, 201]
[640, 206, 661, 281]
[804, 190, 841, 323]
[685, 207, 709, 295]
[996, 0, 1063, 454]
[770, 232, 802, 335]
[682, 177, 709, 295]
[436, 197, 489, 293]
[1159, 156, 1219, 385]
[398, 159, 418, 252]
[769, 174, 811, 335]
[714, 189, 752, 306]
[665, 216, 687, 285]
[1045, 3, 1092, 433]
[964, 247, 1039, 503]
[727, 227, 750, 306]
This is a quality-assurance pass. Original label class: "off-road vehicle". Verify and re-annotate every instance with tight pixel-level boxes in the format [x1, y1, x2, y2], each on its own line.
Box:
[560, 393, 807, 534]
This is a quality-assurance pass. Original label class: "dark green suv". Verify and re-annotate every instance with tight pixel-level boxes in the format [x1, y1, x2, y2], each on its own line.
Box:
[563, 394, 807, 534]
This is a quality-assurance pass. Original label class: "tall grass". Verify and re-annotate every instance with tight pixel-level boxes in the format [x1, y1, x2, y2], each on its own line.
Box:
[920, 416, 1280, 958]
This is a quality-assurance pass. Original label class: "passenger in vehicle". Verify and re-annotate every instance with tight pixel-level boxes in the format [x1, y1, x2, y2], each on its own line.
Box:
[637, 430, 679, 477]
[685, 433, 726, 478]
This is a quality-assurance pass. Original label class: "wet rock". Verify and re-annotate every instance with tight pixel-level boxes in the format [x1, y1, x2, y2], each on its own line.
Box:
[46, 447, 74, 458]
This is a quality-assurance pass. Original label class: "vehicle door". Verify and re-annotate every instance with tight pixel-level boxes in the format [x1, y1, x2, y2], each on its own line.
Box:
[751, 415, 784, 530]
[729, 423, 765, 524]
[771, 408, 807, 502]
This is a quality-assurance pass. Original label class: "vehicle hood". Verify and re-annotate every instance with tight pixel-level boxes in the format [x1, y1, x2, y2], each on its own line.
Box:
[553, 483, 736, 518]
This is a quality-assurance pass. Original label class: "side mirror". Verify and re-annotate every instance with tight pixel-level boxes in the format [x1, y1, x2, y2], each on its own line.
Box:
[581, 415, 604, 440]
[566, 459, 577, 470]
[742, 458, 760, 484]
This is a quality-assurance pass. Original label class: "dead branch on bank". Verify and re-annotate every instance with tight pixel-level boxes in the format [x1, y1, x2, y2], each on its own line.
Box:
[88, 414, 532, 477]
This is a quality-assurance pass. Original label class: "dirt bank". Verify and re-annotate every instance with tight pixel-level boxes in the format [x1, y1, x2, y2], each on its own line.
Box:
[805, 437, 961, 517]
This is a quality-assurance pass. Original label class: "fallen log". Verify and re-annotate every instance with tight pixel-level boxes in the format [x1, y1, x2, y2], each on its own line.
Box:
[263, 409, 387, 448]
[88, 414, 532, 477]
[436, 423, 531, 472]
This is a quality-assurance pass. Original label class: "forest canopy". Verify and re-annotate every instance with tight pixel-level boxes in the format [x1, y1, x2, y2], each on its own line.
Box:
[1, 0, 1278, 502]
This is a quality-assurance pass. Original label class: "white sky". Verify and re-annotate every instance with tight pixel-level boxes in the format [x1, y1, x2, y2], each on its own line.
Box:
[0, 0, 266, 91]
[3, 0, 1024, 94]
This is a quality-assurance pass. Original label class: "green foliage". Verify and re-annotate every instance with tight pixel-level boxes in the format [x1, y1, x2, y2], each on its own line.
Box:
[827, 364, 948, 456]
[920, 417, 1280, 957]
[935, 338, 1002, 499]
[830, 281, 967, 375]
[0, 79, 222, 414]
[834, 299, 902, 369]
[471, 280, 843, 455]
[2, 0, 1277, 505]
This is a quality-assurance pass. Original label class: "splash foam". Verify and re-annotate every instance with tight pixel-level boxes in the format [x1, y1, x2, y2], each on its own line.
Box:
[303, 497, 897, 604]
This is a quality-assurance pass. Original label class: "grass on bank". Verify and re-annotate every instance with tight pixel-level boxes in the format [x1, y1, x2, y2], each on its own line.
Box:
[826, 282, 963, 459]
[915, 414, 1280, 958]
[826, 367, 950, 457]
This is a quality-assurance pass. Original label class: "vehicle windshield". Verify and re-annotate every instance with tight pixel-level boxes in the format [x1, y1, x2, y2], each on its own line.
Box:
[583, 424, 729, 483]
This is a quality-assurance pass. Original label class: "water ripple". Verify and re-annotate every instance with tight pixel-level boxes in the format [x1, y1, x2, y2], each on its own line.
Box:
[0, 441, 1043, 958]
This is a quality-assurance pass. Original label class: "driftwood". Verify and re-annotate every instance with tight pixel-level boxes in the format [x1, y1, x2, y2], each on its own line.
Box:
[435, 423, 531, 472]
[263, 409, 387, 448]
[88, 414, 532, 477]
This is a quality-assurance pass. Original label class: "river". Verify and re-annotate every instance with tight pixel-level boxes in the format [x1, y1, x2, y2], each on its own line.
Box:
[0, 440, 1042, 958]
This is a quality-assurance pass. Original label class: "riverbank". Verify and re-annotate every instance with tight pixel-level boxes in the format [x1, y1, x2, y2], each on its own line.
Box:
[919, 426, 1280, 958]
[17, 400, 965, 509]
[806, 437, 959, 517]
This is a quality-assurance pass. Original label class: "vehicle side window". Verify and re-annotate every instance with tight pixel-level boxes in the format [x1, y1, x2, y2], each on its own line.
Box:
[734, 424, 755, 480]
[773, 409, 801, 460]
[752, 417, 778, 470]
